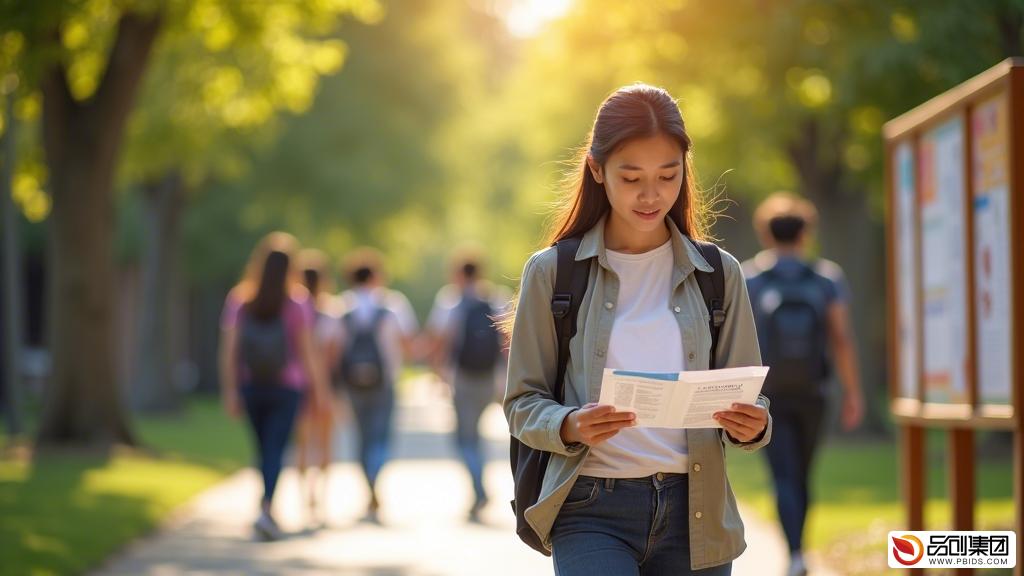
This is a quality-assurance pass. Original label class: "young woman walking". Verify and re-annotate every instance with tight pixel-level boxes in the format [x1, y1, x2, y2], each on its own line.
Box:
[504, 84, 772, 575]
[219, 232, 330, 540]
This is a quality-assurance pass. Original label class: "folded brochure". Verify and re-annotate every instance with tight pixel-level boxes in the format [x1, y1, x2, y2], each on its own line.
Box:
[597, 366, 769, 429]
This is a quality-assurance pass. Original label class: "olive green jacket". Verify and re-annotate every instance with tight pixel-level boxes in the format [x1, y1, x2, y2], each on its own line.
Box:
[503, 216, 772, 569]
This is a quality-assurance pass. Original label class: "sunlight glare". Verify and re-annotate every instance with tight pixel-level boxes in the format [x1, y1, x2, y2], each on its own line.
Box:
[503, 0, 572, 37]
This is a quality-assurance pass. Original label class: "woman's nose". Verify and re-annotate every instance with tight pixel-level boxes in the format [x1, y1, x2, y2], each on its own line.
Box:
[638, 182, 658, 202]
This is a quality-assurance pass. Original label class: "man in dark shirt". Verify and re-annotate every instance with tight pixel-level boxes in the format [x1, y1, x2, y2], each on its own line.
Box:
[742, 192, 864, 576]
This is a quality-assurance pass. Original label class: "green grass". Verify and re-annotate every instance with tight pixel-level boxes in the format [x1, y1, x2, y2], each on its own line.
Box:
[727, 433, 1014, 576]
[0, 370, 435, 576]
[0, 398, 249, 576]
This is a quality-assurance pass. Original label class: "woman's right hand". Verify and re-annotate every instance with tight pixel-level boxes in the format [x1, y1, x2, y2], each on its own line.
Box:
[560, 403, 637, 446]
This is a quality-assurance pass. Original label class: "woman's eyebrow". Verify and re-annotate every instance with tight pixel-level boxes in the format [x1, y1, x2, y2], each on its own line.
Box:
[618, 160, 682, 170]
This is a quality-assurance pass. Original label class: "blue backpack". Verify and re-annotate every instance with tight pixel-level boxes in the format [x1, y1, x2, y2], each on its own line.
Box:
[756, 263, 830, 396]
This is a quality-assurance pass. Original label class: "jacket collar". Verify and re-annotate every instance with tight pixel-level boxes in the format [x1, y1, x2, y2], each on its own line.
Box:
[574, 214, 713, 275]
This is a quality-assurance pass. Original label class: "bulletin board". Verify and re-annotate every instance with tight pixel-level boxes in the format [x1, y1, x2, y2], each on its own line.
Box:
[883, 59, 1023, 574]
[884, 58, 1021, 427]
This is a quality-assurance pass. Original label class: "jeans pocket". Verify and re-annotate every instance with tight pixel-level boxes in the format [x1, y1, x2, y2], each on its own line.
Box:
[559, 477, 600, 511]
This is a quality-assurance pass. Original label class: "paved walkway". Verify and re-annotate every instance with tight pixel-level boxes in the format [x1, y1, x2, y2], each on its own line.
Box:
[92, 376, 830, 575]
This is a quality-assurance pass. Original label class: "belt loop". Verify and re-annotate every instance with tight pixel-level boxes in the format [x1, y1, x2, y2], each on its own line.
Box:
[604, 478, 614, 491]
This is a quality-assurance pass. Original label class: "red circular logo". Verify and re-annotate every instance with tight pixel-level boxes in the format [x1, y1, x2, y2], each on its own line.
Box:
[892, 534, 925, 566]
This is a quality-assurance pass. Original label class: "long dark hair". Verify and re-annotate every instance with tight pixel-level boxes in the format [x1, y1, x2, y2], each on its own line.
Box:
[546, 83, 709, 245]
[246, 250, 290, 320]
[500, 85, 711, 338]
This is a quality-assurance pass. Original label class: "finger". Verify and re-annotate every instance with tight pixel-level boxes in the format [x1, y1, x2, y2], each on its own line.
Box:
[718, 417, 757, 440]
[577, 404, 632, 421]
[715, 413, 758, 436]
[727, 403, 766, 417]
[582, 419, 636, 437]
[588, 429, 622, 445]
[580, 411, 637, 426]
[576, 404, 615, 421]
[714, 410, 757, 428]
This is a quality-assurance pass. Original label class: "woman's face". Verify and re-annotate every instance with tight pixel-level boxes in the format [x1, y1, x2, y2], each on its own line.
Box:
[589, 133, 684, 240]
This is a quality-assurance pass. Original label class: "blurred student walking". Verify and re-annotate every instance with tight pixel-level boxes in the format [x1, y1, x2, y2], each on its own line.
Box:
[426, 251, 511, 521]
[219, 232, 330, 541]
[334, 248, 418, 523]
[742, 193, 864, 576]
[295, 249, 341, 527]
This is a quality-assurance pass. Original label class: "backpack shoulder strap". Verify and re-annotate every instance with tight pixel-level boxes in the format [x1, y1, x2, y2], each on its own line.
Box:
[552, 237, 589, 402]
[688, 238, 726, 370]
[801, 258, 822, 279]
[371, 305, 390, 327]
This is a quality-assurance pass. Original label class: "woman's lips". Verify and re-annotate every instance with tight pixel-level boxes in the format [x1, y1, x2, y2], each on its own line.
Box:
[634, 208, 661, 221]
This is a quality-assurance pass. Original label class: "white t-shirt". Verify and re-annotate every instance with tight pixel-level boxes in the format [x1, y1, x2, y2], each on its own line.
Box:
[578, 239, 689, 478]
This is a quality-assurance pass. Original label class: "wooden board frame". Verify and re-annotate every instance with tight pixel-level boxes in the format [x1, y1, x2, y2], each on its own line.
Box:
[884, 58, 1023, 576]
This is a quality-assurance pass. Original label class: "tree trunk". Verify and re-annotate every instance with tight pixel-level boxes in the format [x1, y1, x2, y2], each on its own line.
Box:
[131, 170, 185, 413]
[788, 118, 889, 435]
[1, 92, 23, 436]
[36, 12, 161, 447]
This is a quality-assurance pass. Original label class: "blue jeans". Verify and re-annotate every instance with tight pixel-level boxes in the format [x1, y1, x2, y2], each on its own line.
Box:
[346, 385, 395, 490]
[551, 474, 733, 576]
[240, 385, 302, 505]
[763, 395, 825, 553]
[453, 370, 493, 503]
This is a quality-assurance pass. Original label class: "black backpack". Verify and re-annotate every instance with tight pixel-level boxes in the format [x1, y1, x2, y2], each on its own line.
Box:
[238, 306, 289, 387]
[338, 307, 389, 389]
[509, 236, 725, 555]
[757, 264, 829, 397]
[453, 294, 501, 372]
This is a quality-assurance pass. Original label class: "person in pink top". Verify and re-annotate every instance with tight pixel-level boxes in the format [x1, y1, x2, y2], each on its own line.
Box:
[219, 232, 330, 541]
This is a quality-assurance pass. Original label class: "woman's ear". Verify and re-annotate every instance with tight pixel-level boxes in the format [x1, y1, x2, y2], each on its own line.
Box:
[586, 155, 604, 184]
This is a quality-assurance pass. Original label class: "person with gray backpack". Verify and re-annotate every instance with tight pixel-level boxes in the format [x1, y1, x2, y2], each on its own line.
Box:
[742, 193, 864, 576]
[334, 248, 417, 523]
[427, 253, 511, 522]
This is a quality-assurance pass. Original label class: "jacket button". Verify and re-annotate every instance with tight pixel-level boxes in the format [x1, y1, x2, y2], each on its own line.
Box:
[695, 511, 703, 519]
[693, 463, 702, 472]
[673, 306, 681, 313]
[605, 301, 614, 310]
[596, 349, 605, 357]
[688, 352, 695, 361]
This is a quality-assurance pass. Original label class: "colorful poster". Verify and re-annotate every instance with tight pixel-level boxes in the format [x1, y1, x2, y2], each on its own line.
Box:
[920, 117, 969, 404]
[895, 141, 918, 400]
[972, 94, 1013, 406]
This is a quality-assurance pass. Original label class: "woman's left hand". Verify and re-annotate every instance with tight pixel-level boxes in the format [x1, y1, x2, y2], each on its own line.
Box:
[713, 403, 768, 443]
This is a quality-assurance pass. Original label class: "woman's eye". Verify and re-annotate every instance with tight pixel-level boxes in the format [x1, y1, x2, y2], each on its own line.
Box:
[622, 177, 639, 184]
[660, 174, 678, 181]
